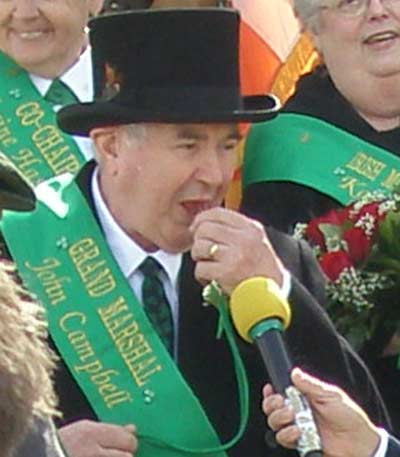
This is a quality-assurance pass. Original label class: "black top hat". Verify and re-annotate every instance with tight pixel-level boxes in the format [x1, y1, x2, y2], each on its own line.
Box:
[58, 8, 279, 136]
[0, 152, 35, 211]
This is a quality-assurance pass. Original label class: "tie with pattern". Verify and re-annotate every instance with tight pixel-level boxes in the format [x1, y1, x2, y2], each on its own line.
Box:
[139, 257, 174, 355]
[44, 79, 79, 107]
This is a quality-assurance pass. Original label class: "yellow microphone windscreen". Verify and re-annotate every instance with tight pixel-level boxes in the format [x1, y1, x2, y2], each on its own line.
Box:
[230, 277, 291, 342]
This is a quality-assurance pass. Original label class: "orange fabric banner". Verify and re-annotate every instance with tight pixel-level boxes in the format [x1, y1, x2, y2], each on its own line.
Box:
[225, 0, 319, 209]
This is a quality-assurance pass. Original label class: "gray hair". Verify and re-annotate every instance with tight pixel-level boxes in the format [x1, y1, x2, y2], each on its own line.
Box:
[293, 0, 323, 31]
[118, 123, 147, 148]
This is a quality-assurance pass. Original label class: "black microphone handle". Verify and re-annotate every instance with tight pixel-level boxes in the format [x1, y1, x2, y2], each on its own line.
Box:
[254, 327, 293, 395]
[254, 328, 323, 457]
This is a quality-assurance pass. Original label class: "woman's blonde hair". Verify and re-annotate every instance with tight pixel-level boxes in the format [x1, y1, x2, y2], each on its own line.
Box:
[0, 260, 58, 457]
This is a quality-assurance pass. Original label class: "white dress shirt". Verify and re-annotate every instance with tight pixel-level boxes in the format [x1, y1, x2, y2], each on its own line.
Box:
[374, 428, 389, 457]
[29, 46, 95, 161]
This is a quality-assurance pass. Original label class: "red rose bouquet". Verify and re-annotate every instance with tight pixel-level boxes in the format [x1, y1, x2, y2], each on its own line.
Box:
[294, 191, 400, 353]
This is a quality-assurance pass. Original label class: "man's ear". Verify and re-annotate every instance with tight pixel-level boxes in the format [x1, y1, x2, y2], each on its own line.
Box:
[90, 127, 119, 166]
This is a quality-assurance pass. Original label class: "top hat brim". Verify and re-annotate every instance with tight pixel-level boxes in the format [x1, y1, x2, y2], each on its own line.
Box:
[57, 94, 280, 137]
[0, 154, 36, 211]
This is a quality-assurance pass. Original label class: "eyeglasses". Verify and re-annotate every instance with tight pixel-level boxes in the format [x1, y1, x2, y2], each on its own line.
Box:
[322, 0, 400, 16]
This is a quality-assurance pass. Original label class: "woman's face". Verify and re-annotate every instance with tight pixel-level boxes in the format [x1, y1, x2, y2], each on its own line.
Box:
[313, 0, 400, 80]
[0, 0, 103, 78]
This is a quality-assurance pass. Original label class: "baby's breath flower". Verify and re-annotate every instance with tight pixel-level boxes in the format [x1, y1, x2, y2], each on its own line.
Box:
[354, 214, 375, 237]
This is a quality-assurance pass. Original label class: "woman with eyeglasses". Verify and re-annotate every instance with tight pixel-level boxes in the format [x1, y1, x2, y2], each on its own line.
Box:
[241, 0, 400, 436]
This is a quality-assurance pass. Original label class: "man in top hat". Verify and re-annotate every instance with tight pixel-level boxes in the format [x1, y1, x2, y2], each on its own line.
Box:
[0, 7, 390, 457]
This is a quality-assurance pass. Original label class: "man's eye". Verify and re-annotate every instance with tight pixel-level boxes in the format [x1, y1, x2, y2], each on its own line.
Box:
[178, 142, 197, 150]
[337, 0, 360, 8]
[223, 141, 239, 151]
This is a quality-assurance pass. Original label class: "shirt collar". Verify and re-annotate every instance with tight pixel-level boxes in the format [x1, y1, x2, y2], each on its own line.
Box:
[91, 167, 182, 289]
[29, 46, 93, 102]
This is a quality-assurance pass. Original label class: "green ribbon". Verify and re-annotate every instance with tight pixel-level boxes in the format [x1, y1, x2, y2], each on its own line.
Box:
[2, 174, 249, 456]
[243, 113, 400, 205]
[0, 52, 85, 185]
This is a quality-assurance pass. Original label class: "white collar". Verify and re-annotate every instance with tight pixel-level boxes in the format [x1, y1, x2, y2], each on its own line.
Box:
[91, 167, 182, 289]
[29, 46, 93, 102]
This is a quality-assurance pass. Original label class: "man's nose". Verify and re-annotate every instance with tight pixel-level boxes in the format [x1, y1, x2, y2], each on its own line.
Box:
[195, 153, 225, 187]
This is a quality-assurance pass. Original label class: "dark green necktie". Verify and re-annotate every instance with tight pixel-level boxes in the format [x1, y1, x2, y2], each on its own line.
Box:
[139, 257, 174, 355]
[44, 79, 79, 107]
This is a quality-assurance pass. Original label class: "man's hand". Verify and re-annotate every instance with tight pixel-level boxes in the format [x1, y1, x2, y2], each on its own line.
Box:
[190, 208, 285, 294]
[262, 368, 380, 457]
[59, 420, 138, 457]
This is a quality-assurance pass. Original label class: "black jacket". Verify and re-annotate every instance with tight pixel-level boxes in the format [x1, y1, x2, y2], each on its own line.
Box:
[387, 435, 400, 456]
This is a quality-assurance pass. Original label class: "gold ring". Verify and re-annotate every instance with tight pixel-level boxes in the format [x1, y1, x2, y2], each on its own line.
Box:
[208, 243, 219, 259]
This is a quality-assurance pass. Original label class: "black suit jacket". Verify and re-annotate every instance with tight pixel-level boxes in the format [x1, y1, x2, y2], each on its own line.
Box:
[41, 162, 389, 457]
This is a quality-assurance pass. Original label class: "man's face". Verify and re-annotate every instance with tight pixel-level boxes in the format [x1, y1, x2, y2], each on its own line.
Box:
[0, 0, 103, 78]
[92, 123, 241, 253]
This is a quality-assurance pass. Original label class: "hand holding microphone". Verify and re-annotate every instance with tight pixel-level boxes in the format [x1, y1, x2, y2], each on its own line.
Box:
[229, 277, 322, 457]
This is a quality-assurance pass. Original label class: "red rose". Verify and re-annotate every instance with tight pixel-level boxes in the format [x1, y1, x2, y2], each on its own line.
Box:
[305, 219, 325, 247]
[342, 227, 372, 265]
[306, 209, 344, 248]
[319, 251, 353, 281]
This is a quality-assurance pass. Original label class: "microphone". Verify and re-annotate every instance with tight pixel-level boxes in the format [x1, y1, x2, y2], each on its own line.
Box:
[229, 277, 322, 457]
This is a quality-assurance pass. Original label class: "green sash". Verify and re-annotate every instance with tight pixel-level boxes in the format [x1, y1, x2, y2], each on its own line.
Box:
[243, 113, 400, 205]
[1, 174, 244, 457]
[0, 52, 85, 185]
